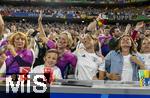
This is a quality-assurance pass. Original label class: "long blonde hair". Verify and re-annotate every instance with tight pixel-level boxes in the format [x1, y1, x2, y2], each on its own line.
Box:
[9, 32, 28, 49]
[140, 37, 150, 53]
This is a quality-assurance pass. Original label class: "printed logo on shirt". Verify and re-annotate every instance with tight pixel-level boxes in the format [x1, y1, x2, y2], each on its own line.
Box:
[82, 54, 86, 57]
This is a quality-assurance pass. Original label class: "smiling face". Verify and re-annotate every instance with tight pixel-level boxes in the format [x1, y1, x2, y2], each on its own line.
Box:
[10, 32, 28, 50]
[14, 35, 26, 49]
[57, 33, 68, 49]
[141, 38, 150, 53]
[44, 52, 58, 67]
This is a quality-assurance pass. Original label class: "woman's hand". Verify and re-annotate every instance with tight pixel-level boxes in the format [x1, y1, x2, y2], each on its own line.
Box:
[107, 73, 121, 80]
[92, 76, 98, 80]
[98, 71, 105, 80]
[38, 10, 47, 38]
[125, 24, 131, 34]
[0, 14, 4, 34]
[130, 55, 145, 69]
[38, 10, 43, 23]
[7, 44, 17, 57]
[38, 34, 48, 44]
[79, 34, 86, 44]
[135, 21, 144, 31]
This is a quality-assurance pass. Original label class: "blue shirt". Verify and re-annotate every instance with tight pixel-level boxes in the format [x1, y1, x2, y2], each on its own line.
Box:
[102, 50, 144, 81]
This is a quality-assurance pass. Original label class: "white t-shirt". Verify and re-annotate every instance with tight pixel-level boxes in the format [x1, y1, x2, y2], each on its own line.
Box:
[31, 65, 62, 79]
[74, 49, 105, 80]
[121, 55, 133, 82]
[141, 53, 150, 70]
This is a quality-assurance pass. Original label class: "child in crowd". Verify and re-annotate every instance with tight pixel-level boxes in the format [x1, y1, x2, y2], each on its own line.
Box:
[31, 49, 62, 84]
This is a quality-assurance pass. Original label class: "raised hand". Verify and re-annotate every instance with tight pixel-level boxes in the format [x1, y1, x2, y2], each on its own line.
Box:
[79, 34, 85, 43]
[38, 10, 43, 22]
[38, 33, 48, 43]
[7, 44, 17, 57]
[130, 55, 145, 69]
[135, 21, 144, 31]
[0, 14, 4, 34]
[125, 24, 131, 34]
[38, 10, 47, 37]
[87, 13, 104, 31]
[96, 13, 102, 21]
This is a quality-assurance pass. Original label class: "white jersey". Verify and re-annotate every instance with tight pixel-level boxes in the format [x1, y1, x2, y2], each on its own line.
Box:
[74, 49, 105, 80]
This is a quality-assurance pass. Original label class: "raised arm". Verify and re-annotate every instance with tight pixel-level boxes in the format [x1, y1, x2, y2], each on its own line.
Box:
[124, 24, 131, 34]
[131, 22, 144, 41]
[37, 11, 56, 49]
[0, 14, 4, 35]
[87, 13, 105, 31]
[38, 11, 46, 37]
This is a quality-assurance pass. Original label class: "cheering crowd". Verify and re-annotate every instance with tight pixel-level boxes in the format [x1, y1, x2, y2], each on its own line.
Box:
[0, 5, 149, 20]
[0, 10, 150, 83]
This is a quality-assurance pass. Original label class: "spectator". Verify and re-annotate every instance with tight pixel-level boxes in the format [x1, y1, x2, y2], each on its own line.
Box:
[31, 49, 62, 84]
[74, 33, 105, 80]
[0, 32, 34, 75]
[56, 31, 77, 79]
[140, 37, 150, 70]
[103, 34, 145, 81]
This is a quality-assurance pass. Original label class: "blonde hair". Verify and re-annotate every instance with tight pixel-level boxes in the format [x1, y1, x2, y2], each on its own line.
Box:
[83, 33, 100, 53]
[61, 31, 73, 48]
[9, 32, 28, 49]
[140, 37, 150, 53]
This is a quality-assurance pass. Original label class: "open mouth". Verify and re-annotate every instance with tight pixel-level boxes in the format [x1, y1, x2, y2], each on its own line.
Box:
[17, 43, 23, 46]
[58, 43, 63, 47]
